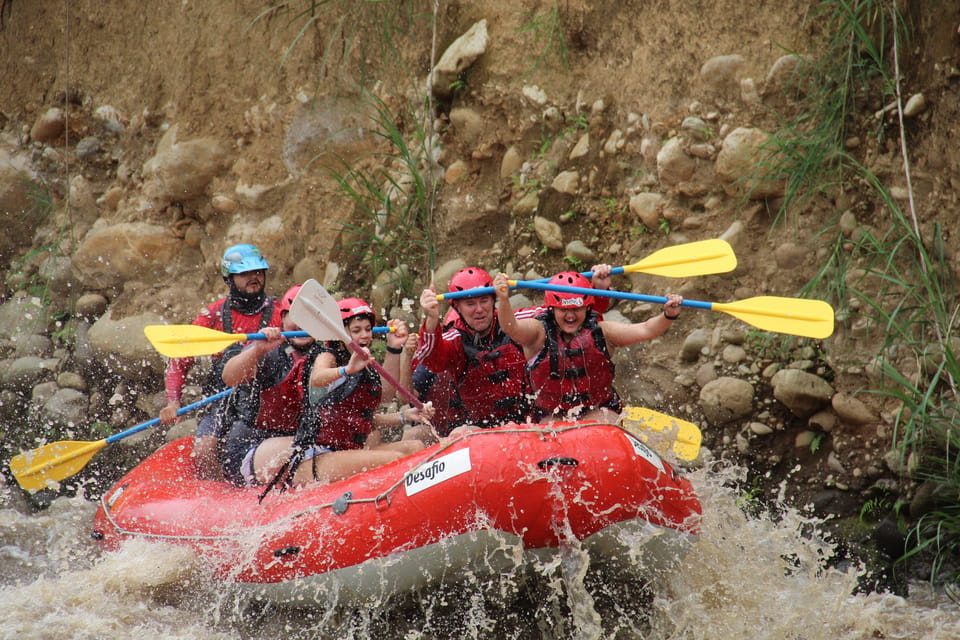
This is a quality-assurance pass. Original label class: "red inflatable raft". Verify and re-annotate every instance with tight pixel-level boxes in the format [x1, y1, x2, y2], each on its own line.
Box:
[92, 421, 700, 604]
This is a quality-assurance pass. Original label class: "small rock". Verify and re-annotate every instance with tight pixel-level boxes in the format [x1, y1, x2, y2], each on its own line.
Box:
[534, 216, 563, 249]
[569, 133, 590, 160]
[551, 170, 579, 195]
[680, 328, 709, 362]
[903, 93, 926, 117]
[564, 240, 596, 263]
[500, 146, 523, 178]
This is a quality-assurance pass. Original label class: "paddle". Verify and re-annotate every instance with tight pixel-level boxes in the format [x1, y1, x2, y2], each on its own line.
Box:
[9, 387, 234, 493]
[512, 280, 834, 339]
[437, 239, 737, 301]
[145, 325, 392, 358]
[288, 279, 424, 409]
[621, 406, 702, 462]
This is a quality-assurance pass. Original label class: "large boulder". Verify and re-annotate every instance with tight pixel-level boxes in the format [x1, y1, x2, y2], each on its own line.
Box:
[699, 376, 755, 425]
[72, 222, 183, 291]
[142, 124, 229, 202]
[715, 127, 786, 199]
[86, 310, 167, 383]
[771, 369, 834, 418]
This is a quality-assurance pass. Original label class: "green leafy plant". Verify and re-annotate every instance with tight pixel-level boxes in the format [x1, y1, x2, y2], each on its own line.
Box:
[322, 91, 439, 293]
[810, 432, 825, 454]
[517, 1, 570, 78]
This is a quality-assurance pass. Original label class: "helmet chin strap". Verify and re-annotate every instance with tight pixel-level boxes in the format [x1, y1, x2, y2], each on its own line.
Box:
[225, 275, 267, 314]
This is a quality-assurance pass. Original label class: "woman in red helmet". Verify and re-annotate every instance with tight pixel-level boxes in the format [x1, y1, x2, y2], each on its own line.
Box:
[269, 297, 429, 487]
[415, 266, 617, 436]
[494, 270, 683, 424]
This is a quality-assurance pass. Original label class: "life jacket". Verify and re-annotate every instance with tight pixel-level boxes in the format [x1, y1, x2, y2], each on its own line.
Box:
[217, 342, 321, 485]
[412, 364, 464, 437]
[527, 310, 618, 417]
[302, 346, 382, 450]
[203, 295, 276, 395]
[451, 318, 528, 425]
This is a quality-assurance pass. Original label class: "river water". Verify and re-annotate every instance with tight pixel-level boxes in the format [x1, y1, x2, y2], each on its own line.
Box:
[2, 462, 959, 639]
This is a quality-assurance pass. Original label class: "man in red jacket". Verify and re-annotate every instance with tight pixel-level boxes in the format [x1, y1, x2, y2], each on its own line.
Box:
[159, 243, 281, 478]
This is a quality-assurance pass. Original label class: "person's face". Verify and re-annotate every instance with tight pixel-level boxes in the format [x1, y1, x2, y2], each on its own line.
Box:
[232, 269, 266, 294]
[453, 295, 495, 333]
[347, 317, 374, 347]
[552, 306, 588, 338]
[282, 311, 314, 348]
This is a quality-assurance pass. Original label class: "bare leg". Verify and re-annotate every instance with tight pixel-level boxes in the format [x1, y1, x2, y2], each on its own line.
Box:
[374, 440, 424, 456]
[291, 449, 406, 486]
[250, 436, 296, 485]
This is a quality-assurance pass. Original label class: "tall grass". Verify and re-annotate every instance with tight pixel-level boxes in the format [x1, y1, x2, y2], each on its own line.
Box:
[323, 91, 440, 295]
[766, 0, 960, 583]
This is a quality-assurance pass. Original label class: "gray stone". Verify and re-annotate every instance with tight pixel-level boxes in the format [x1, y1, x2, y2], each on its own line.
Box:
[771, 369, 834, 418]
[429, 19, 488, 101]
[831, 392, 879, 425]
[142, 124, 229, 202]
[42, 388, 89, 427]
[699, 376, 754, 424]
[680, 328, 709, 362]
[2, 356, 60, 392]
[86, 311, 166, 383]
[564, 240, 596, 262]
[534, 216, 563, 250]
[715, 127, 785, 199]
[75, 293, 109, 321]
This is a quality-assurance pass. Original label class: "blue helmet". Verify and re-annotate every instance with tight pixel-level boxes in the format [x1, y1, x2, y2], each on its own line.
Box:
[220, 244, 269, 277]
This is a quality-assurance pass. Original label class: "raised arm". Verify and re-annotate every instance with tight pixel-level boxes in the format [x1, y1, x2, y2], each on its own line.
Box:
[221, 327, 283, 386]
[494, 272, 545, 359]
[600, 293, 683, 348]
[380, 318, 409, 402]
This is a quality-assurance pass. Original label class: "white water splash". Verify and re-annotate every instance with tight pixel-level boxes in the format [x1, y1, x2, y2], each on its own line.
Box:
[3, 462, 960, 639]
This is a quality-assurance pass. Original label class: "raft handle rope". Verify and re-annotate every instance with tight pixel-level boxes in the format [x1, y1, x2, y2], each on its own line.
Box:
[97, 422, 624, 542]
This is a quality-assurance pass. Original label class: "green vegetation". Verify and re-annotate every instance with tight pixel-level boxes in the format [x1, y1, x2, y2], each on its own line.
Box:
[517, 1, 570, 78]
[323, 91, 439, 294]
[764, 0, 960, 584]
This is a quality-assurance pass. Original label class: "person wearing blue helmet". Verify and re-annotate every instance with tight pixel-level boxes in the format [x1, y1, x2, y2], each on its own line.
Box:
[160, 243, 282, 479]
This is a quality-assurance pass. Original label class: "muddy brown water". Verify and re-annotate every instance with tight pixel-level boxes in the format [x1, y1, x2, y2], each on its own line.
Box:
[2, 464, 959, 639]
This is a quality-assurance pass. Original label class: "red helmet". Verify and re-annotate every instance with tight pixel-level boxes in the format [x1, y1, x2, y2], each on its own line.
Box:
[545, 272, 593, 308]
[447, 267, 493, 296]
[339, 297, 375, 324]
[277, 284, 303, 315]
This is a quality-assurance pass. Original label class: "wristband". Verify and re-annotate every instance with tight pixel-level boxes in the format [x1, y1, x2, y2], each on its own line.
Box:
[385, 345, 403, 354]
[338, 366, 347, 378]
[399, 411, 408, 427]
[663, 309, 679, 320]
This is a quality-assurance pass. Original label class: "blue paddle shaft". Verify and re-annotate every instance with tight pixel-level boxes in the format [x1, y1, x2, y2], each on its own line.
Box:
[244, 327, 389, 341]
[513, 280, 714, 310]
[104, 387, 234, 444]
[440, 268, 628, 301]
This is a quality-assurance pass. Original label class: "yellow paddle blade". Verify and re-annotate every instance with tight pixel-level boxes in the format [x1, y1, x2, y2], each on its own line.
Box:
[144, 325, 244, 358]
[10, 439, 108, 493]
[624, 239, 737, 278]
[621, 407, 702, 462]
[715, 296, 835, 339]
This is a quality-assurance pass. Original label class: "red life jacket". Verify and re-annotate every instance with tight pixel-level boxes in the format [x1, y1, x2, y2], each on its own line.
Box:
[527, 310, 617, 417]
[253, 347, 313, 433]
[412, 364, 464, 437]
[453, 318, 529, 425]
[307, 347, 382, 450]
